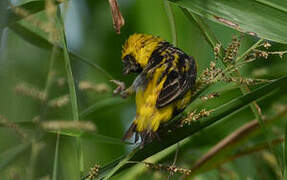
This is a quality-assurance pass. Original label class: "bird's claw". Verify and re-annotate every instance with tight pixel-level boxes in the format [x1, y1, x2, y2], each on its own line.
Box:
[120, 90, 129, 99]
[110, 80, 129, 98]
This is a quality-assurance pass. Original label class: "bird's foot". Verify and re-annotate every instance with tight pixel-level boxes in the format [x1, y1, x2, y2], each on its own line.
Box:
[110, 80, 130, 98]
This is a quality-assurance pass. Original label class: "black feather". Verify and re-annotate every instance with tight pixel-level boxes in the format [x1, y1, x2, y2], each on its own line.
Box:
[156, 51, 196, 108]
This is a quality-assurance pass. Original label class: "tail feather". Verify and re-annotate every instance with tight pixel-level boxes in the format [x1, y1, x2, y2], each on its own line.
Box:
[122, 123, 161, 147]
[122, 123, 137, 141]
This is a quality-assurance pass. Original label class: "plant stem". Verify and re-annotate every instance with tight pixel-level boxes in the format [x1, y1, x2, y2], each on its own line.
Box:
[57, 8, 82, 177]
[235, 38, 264, 62]
[103, 147, 140, 180]
[52, 133, 60, 180]
[164, 0, 177, 46]
[188, 107, 287, 177]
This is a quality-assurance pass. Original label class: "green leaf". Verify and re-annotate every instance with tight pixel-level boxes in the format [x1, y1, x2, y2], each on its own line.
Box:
[285, 124, 287, 178]
[52, 133, 60, 180]
[189, 109, 287, 176]
[103, 148, 140, 180]
[95, 75, 287, 179]
[79, 97, 127, 118]
[0, 0, 9, 38]
[9, 23, 113, 80]
[9, 23, 53, 49]
[48, 130, 131, 145]
[5, 0, 62, 27]
[169, 0, 287, 44]
[0, 143, 31, 170]
[58, 11, 79, 123]
[57, 8, 83, 176]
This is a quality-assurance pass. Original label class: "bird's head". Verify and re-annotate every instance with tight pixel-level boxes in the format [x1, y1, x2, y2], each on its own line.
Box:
[121, 33, 162, 75]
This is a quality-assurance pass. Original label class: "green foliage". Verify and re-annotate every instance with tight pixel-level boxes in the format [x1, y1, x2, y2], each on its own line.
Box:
[169, 0, 287, 44]
[0, 0, 287, 180]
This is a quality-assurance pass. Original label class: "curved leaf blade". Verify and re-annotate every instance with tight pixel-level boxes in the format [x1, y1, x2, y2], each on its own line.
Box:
[5, 0, 62, 27]
[169, 0, 287, 44]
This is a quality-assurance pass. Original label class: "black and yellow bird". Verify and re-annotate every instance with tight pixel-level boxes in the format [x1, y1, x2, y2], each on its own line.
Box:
[113, 34, 197, 144]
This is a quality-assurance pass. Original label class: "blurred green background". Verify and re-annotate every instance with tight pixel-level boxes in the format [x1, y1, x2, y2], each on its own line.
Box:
[1, 0, 287, 180]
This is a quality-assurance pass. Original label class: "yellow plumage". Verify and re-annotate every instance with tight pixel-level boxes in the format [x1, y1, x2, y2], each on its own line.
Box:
[122, 34, 162, 68]
[117, 34, 196, 143]
[135, 66, 192, 132]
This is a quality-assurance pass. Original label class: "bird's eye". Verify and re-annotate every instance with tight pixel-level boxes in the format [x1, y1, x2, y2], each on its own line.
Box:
[122, 54, 142, 74]
[123, 54, 134, 63]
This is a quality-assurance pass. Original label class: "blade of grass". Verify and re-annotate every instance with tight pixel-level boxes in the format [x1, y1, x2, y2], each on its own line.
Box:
[0, 0, 9, 36]
[52, 133, 60, 180]
[168, 0, 287, 44]
[0, 142, 31, 171]
[235, 38, 264, 63]
[79, 97, 127, 119]
[56, 7, 82, 177]
[196, 137, 285, 176]
[181, 8, 223, 57]
[9, 22, 113, 80]
[188, 107, 287, 176]
[94, 75, 287, 179]
[164, 0, 177, 46]
[285, 123, 287, 179]
[103, 147, 140, 180]
[9, 22, 53, 49]
[120, 138, 190, 179]
[5, 0, 62, 27]
[48, 131, 133, 145]
[58, 18, 79, 122]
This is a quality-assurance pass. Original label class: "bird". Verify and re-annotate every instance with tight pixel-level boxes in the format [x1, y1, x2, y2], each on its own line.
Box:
[112, 33, 197, 145]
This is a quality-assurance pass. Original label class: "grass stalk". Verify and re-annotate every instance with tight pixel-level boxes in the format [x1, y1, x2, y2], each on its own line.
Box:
[52, 133, 60, 180]
[164, 0, 177, 46]
[56, 7, 83, 176]
[103, 147, 140, 180]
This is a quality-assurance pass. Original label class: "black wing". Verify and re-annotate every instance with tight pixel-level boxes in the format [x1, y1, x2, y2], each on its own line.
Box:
[156, 55, 196, 108]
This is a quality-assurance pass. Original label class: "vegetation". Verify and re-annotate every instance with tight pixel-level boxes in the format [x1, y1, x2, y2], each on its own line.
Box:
[1, 0, 287, 180]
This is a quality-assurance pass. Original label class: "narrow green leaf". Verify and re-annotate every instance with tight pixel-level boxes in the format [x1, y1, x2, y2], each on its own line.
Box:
[169, 0, 287, 44]
[95, 75, 287, 179]
[57, 8, 83, 176]
[9, 23, 113, 80]
[5, 0, 61, 27]
[285, 124, 287, 179]
[181, 8, 221, 54]
[103, 148, 140, 180]
[81, 133, 133, 145]
[0, 143, 31, 170]
[48, 130, 84, 138]
[9, 23, 53, 49]
[163, 0, 177, 46]
[47, 130, 132, 145]
[120, 138, 190, 179]
[52, 133, 60, 180]
[58, 16, 79, 123]
[0, 0, 9, 37]
[190, 108, 287, 176]
[79, 97, 127, 118]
